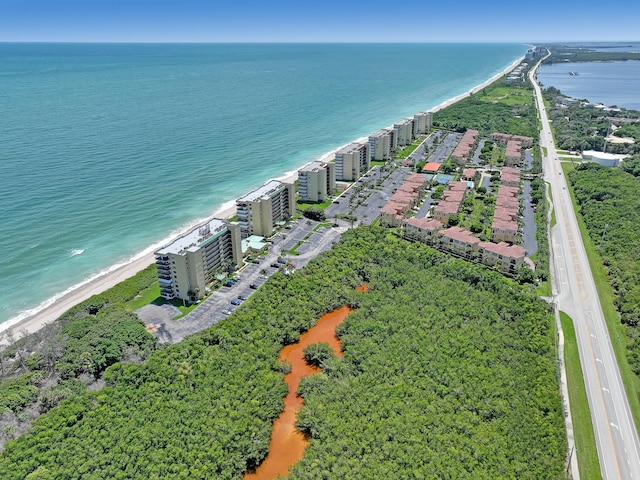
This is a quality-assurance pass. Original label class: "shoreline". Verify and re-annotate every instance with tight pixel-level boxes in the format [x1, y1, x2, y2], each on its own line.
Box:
[0, 56, 522, 341]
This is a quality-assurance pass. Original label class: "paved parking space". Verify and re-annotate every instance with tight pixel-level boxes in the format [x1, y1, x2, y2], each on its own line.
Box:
[143, 218, 344, 344]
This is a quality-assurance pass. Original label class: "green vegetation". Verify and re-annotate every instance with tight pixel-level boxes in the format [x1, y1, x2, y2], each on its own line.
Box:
[0, 265, 159, 448]
[564, 162, 640, 428]
[541, 86, 640, 155]
[559, 312, 601, 479]
[303, 342, 335, 368]
[395, 139, 423, 160]
[543, 46, 640, 64]
[297, 198, 333, 211]
[0, 227, 566, 479]
[434, 81, 538, 138]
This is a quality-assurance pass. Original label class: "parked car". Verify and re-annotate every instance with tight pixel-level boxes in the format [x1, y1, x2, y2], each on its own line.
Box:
[238, 295, 247, 301]
[224, 281, 234, 287]
[252, 259, 260, 264]
[222, 309, 232, 315]
[270, 263, 280, 268]
[231, 299, 241, 305]
[249, 284, 258, 289]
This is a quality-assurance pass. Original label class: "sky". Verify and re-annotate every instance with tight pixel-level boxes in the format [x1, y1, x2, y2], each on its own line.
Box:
[1, 0, 639, 43]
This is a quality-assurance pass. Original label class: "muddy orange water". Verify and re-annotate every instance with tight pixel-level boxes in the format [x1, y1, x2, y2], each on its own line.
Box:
[243, 304, 355, 479]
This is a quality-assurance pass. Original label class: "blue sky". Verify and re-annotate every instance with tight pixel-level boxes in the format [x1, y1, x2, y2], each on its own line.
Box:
[1, 0, 639, 42]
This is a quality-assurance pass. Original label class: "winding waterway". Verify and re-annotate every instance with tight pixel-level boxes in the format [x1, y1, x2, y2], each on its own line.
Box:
[244, 305, 352, 479]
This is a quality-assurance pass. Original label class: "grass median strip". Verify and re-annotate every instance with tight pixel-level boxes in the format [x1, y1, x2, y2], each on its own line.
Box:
[560, 311, 601, 479]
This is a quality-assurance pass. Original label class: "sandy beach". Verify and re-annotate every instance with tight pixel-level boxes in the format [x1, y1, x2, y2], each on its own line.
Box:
[0, 57, 522, 342]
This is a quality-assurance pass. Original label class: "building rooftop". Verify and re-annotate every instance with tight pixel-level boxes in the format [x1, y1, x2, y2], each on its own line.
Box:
[492, 218, 518, 232]
[405, 173, 427, 185]
[441, 227, 480, 245]
[299, 161, 326, 173]
[448, 181, 468, 191]
[423, 162, 441, 172]
[394, 118, 413, 127]
[494, 206, 517, 221]
[381, 202, 406, 215]
[237, 180, 289, 203]
[336, 142, 367, 155]
[403, 217, 443, 231]
[369, 129, 392, 139]
[502, 166, 520, 176]
[462, 168, 477, 179]
[498, 185, 519, 197]
[156, 218, 228, 256]
[434, 200, 460, 215]
[480, 241, 526, 259]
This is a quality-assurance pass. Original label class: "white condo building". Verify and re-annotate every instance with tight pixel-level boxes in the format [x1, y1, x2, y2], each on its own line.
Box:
[413, 111, 433, 136]
[298, 161, 336, 202]
[335, 142, 371, 181]
[155, 219, 243, 301]
[236, 180, 296, 238]
[368, 129, 396, 161]
[394, 118, 414, 146]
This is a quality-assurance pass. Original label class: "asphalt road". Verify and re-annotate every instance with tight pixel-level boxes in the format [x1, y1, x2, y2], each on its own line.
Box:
[531, 59, 640, 480]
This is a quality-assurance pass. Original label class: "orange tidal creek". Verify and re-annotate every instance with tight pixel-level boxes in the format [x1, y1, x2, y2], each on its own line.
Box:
[243, 304, 354, 479]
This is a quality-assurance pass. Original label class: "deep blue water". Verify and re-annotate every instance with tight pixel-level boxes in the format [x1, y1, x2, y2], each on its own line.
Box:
[0, 43, 526, 326]
[537, 54, 640, 111]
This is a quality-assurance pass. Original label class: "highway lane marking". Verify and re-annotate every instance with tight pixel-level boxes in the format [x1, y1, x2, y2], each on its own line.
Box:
[586, 322, 624, 479]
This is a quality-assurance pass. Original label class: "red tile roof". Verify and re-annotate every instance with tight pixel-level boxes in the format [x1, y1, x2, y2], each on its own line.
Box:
[403, 217, 443, 231]
[423, 162, 441, 172]
[479, 241, 526, 259]
[441, 227, 481, 245]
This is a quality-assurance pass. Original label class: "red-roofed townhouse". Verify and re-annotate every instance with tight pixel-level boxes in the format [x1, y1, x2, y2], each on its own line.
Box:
[379, 202, 406, 227]
[433, 201, 460, 224]
[462, 168, 477, 182]
[478, 241, 526, 274]
[505, 140, 523, 166]
[402, 217, 444, 244]
[491, 218, 518, 243]
[439, 227, 480, 259]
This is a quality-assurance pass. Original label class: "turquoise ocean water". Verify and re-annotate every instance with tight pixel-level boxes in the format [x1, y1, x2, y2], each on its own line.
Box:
[0, 43, 526, 327]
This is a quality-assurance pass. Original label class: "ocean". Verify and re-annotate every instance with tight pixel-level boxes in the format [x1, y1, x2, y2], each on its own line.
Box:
[0, 43, 526, 327]
[537, 43, 640, 111]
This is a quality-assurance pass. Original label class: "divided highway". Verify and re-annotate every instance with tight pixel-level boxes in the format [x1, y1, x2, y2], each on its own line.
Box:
[530, 58, 640, 479]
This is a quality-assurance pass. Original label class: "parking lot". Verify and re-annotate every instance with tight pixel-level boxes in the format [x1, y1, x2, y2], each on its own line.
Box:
[143, 218, 344, 343]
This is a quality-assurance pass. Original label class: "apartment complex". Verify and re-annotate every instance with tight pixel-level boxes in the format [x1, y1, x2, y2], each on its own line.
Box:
[379, 174, 428, 227]
[432, 181, 468, 224]
[335, 142, 371, 181]
[490, 169, 521, 243]
[236, 180, 296, 238]
[413, 111, 433, 136]
[401, 220, 527, 274]
[155, 219, 243, 301]
[368, 129, 396, 161]
[393, 118, 414, 146]
[451, 129, 479, 164]
[298, 161, 335, 202]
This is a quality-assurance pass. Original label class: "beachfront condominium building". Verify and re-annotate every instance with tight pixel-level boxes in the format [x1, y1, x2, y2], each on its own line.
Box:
[298, 161, 336, 202]
[393, 118, 414, 146]
[236, 180, 296, 238]
[335, 142, 371, 181]
[368, 129, 396, 162]
[413, 111, 433, 136]
[155, 219, 243, 301]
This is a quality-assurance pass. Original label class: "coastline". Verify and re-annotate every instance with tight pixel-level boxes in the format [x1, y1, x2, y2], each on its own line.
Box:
[0, 56, 522, 341]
